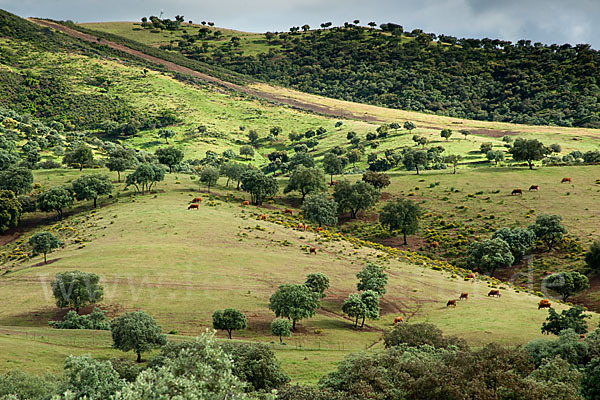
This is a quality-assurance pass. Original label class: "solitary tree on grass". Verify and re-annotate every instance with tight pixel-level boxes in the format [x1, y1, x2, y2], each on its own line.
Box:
[51, 270, 103, 313]
[240, 169, 278, 205]
[111, 310, 167, 362]
[342, 293, 366, 328]
[271, 319, 292, 343]
[304, 272, 330, 298]
[212, 308, 247, 339]
[38, 186, 73, 220]
[71, 174, 113, 208]
[445, 154, 462, 174]
[158, 129, 175, 144]
[333, 180, 378, 219]
[440, 129, 453, 141]
[0, 189, 21, 233]
[62, 144, 93, 171]
[379, 198, 422, 245]
[468, 238, 514, 277]
[199, 166, 219, 193]
[269, 284, 320, 330]
[529, 214, 566, 251]
[29, 232, 61, 263]
[544, 272, 589, 301]
[509, 138, 548, 169]
[323, 153, 344, 185]
[155, 147, 184, 173]
[283, 166, 327, 200]
[357, 263, 388, 295]
[301, 193, 337, 227]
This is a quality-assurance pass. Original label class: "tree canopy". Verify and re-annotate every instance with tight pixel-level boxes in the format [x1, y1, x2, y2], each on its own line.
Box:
[111, 310, 167, 362]
[240, 169, 278, 205]
[379, 198, 422, 245]
[468, 238, 515, 276]
[212, 308, 247, 339]
[37, 186, 73, 219]
[269, 284, 320, 330]
[29, 232, 61, 263]
[51, 270, 103, 312]
[333, 180, 378, 219]
[0, 189, 21, 233]
[283, 165, 327, 200]
[301, 193, 337, 227]
[71, 174, 112, 208]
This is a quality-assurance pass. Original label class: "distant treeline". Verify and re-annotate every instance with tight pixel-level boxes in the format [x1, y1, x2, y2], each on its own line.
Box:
[175, 23, 600, 128]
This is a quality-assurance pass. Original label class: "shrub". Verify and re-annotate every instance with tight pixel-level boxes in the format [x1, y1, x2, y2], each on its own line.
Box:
[383, 322, 467, 350]
[49, 307, 110, 330]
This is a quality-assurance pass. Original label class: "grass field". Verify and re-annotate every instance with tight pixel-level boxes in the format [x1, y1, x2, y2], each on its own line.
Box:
[1, 169, 598, 383]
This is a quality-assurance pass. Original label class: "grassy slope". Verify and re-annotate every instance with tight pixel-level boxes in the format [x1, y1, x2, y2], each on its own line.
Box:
[1, 169, 591, 383]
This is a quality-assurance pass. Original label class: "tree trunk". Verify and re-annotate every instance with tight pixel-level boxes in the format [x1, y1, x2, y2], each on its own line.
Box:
[228, 329, 232, 339]
[403, 232, 407, 246]
[415, 166, 419, 175]
[93, 197, 97, 208]
[361, 315, 365, 328]
[453, 165, 456, 174]
[354, 315, 359, 328]
[226, 178, 230, 187]
[117, 171, 121, 183]
[330, 175, 333, 185]
[44, 252, 47, 263]
[292, 319, 296, 330]
[279, 335, 283, 343]
[169, 165, 173, 173]
[528, 161, 533, 170]
[136, 352, 142, 363]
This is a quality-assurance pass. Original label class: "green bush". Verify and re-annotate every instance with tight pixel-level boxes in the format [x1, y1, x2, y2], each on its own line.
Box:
[49, 307, 110, 330]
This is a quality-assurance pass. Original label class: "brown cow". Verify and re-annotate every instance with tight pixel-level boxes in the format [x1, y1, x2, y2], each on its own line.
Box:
[459, 292, 469, 300]
[191, 197, 203, 203]
[446, 299, 457, 307]
[328, 180, 338, 186]
[561, 177, 572, 183]
[316, 227, 324, 232]
[309, 247, 317, 255]
[393, 316, 404, 325]
[284, 209, 293, 215]
[529, 185, 539, 191]
[241, 201, 250, 206]
[187, 204, 199, 210]
[511, 189, 523, 195]
[538, 300, 551, 309]
[580, 334, 587, 339]
[466, 273, 476, 279]
[429, 241, 439, 248]
[488, 290, 501, 297]
[260, 214, 267, 220]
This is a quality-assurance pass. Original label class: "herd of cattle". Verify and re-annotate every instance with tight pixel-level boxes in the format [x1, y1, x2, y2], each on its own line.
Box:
[511, 177, 572, 196]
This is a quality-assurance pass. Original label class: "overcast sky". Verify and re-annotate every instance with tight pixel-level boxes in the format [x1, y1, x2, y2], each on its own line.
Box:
[2, 0, 599, 48]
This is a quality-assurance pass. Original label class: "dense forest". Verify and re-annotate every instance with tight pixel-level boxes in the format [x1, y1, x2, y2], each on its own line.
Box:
[170, 23, 600, 128]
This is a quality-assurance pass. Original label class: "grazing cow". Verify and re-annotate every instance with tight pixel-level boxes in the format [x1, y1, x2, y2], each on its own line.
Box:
[187, 204, 199, 210]
[316, 227, 324, 232]
[191, 197, 202, 203]
[241, 201, 250, 206]
[328, 180, 338, 186]
[580, 334, 587, 339]
[284, 209, 293, 215]
[430, 241, 439, 248]
[297, 223, 305, 230]
[511, 189, 523, 196]
[529, 185, 539, 191]
[260, 214, 267, 220]
[466, 273, 476, 279]
[561, 177, 572, 183]
[538, 300, 551, 310]
[446, 299, 457, 307]
[309, 247, 317, 255]
[459, 292, 469, 300]
[543, 271, 553, 276]
[488, 290, 501, 297]
[393, 316, 404, 325]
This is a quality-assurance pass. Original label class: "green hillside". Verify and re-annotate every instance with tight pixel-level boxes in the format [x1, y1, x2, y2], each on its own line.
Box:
[81, 18, 600, 128]
[0, 8, 600, 399]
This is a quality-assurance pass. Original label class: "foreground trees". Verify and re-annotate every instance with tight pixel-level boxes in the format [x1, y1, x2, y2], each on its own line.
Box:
[271, 319, 292, 343]
[51, 271, 103, 312]
[111, 310, 167, 362]
[0, 167, 33, 194]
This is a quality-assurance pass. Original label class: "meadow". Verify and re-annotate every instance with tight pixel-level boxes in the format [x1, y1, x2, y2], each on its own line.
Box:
[1, 169, 598, 383]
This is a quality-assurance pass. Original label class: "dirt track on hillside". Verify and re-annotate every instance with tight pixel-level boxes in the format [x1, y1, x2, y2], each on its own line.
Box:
[31, 19, 382, 123]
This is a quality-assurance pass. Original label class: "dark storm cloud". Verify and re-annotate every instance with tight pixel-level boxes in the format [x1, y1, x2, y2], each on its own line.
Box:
[1, 0, 598, 47]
